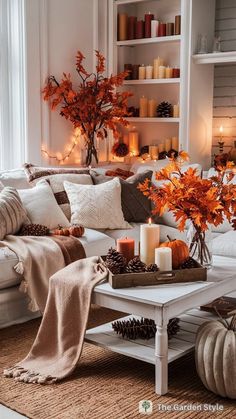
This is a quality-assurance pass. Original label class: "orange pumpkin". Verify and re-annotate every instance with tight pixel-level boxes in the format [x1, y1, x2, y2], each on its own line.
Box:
[69, 225, 85, 238]
[53, 225, 70, 236]
[159, 236, 189, 269]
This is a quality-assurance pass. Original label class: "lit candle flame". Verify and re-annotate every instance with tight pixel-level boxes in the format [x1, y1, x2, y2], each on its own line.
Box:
[219, 125, 223, 134]
[148, 218, 152, 225]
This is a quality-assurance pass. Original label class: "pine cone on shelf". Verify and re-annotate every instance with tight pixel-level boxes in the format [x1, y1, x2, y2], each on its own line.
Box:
[105, 248, 126, 273]
[19, 224, 50, 236]
[146, 263, 159, 272]
[112, 317, 180, 340]
[180, 257, 199, 269]
[126, 256, 146, 273]
[157, 101, 172, 118]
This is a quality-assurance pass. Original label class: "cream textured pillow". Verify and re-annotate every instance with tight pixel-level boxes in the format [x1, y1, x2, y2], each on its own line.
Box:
[0, 187, 29, 240]
[18, 180, 70, 229]
[33, 173, 93, 219]
[64, 178, 131, 229]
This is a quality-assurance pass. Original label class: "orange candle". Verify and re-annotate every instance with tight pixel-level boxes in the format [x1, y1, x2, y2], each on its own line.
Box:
[117, 237, 135, 262]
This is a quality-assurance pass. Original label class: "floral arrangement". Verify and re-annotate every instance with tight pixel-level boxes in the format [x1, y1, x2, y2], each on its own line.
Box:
[139, 152, 236, 265]
[42, 50, 132, 165]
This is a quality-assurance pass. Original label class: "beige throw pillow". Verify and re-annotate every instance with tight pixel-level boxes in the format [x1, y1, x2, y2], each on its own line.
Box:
[18, 180, 70, 230]
[64, 178, 131, 230]
[0, 187, 29, 240]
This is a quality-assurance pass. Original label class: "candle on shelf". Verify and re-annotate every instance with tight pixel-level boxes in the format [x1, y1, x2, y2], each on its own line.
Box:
[118, 13, 128, 41]
[173, 104, 180, 118]
[166, 22, 174, 36]
[145, 65, 153, 79]
[172, 67, 180, 78]
[172, 137, 179, 150]
[123, 134, 129, 145]
[124, 63, 133, 80]
[158, 65, 166, 79]
[155, 247, 172, 271]
[165, 138, 172, 152]
[144, 13, 154, 38]
[153, 57, 164, 78]
[148, 99, 157, 117]
[128, 16, 137, 40]
[149, 145, 159, 160]
[139, 96, 148, 118]
[158, 143, 164, 152]
[139, 64, 146, 80]
[132, 64, 139, 80]
[128, 129, 139, 156]
[151, 20, 159, 37]
[158, 22, 166, 37]
[117, 237, 135, 262]
[175, 15, 181, 35]
[165, 66, 173, 78]
[135, 20, 144, 39]
[140, 219, 160, 265]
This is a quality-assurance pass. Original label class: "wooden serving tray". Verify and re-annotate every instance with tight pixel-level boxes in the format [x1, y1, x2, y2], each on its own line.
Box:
[101, 257, 207, 289]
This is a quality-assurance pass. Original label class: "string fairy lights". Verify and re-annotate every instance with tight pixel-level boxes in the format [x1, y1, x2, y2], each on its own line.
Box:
[41, 131, 81, 164]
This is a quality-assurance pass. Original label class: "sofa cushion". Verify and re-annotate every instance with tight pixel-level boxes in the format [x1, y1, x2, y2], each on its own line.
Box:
[23, 163, 89, 183]
[0, 168, 30, 189]
[18, 180, 70, 230]
[0, 187, 29, 240]
[90, 170, 152, 222]
[0, 247, 21, 289]
[34, 173, 93, 219]
[212, 231, 236, 258]
[64, 178, 131, 230]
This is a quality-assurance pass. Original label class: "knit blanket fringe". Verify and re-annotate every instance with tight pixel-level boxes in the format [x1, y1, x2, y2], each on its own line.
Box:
[3, 366, 57, 384]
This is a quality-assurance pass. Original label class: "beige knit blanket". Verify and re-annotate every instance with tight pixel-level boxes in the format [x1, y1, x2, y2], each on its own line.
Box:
[0, 235, 85, 312]
[4, 256, 108, 384]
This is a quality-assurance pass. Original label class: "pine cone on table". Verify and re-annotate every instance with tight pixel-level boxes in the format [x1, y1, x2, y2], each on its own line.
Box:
[126, 256, 146, 273]
[157, 101, 172, 118]
[19, 224, 50, 236]
[106, 261, 123, 275]
[180, 257, 199, 269]
[146, 263, 159, 272]
[105, 248, 126, 273]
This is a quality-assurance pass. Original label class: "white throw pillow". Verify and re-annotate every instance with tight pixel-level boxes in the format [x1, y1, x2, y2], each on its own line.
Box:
[64, 178, 131, 230]
[212, 231, 236, 258]
[18, 180, 70, 229]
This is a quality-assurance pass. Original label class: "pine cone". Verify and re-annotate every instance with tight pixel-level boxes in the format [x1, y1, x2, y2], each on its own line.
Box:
[180, 257, 199, 269]
[126, 256, 146, 273]
[146, 263, 159, 272]
[112, 317, 180, 340]
[19, 224, 50, 236]
[157, 101, 172, 118]
[106, 248, 126, 272]
[106, 261, 122, 275]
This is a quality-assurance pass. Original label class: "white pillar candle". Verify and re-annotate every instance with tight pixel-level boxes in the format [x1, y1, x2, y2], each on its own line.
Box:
[149, 145, 158, 160]
[140, 219, 160, 265]
[148, 99, 157, 117]
[139, 65, 146, 80]
[165, 138, 172, 152]
[158, 143, 164, 153]
[139, 96, 148, 118]
[155, 248, 172, 271]
[173, 104, 180, 118]
[172, 136, 179, 150]
[145, 65, 153, 79]
[158, 65, 166, 79]
[153, 57, 164, 79]
[128, 130, 139, 156]
[151, 20, 159, 38]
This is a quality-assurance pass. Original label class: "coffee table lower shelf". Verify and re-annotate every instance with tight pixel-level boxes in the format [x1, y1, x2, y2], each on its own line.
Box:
[85, 308, 218, 365]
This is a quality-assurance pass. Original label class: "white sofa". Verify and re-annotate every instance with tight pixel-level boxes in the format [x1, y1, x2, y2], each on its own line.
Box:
[0, 163, 235, 329]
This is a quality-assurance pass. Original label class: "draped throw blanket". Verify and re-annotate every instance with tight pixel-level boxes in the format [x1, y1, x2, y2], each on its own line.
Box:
[0, 235, 86, 312]
[4, 256, 108, 384]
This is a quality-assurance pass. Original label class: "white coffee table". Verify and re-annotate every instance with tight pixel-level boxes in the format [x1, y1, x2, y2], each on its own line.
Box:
[85, 256, 236, 395]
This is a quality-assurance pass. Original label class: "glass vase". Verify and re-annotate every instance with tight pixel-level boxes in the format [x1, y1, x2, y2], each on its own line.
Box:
[186, 223, 212, 269]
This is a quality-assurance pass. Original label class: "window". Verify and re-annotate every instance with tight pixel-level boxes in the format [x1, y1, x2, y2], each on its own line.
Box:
[0, 0, 27, 170]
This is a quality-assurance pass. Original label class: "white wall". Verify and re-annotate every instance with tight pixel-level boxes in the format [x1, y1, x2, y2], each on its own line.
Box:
[25, 0, 98, 166]
[213, 0, 236, 153]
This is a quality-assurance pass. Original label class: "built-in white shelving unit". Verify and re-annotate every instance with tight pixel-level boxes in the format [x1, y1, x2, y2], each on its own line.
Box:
[124, 78, 180, 85]
[117, 34, 181, 46]
[126, 117, 180, 123]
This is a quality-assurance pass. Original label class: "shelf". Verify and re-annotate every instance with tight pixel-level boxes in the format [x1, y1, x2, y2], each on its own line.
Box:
[124, 78, 180, 85]
[126, 117, 180, 123]
[117, 35, 181, 47]
[192, 51, 236, 65]
[116, 0, 152, 5]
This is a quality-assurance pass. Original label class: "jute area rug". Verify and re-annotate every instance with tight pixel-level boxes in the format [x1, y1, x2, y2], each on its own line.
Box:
[0, 305, 234, 419]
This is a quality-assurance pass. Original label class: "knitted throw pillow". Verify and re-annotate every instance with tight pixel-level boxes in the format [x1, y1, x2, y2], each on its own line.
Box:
[0, 187, 29, 240]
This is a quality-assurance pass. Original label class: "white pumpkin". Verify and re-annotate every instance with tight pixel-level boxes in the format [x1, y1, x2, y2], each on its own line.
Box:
[195, 317, 236, 399]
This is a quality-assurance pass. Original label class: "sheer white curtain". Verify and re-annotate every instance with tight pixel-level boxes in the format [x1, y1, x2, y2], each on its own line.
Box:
[0, 0, 27, 170]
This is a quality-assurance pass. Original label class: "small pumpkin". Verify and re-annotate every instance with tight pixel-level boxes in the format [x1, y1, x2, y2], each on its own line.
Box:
[69, 224, 85, 238]
[195, 316, 236, 399]
[53, 225, 70, 236]
[159, 236, 189, 269]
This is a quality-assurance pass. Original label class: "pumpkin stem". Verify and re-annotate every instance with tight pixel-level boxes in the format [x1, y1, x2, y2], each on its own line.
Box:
[214, 305, 230, 329]
[229, 314, 236, 331]
[167, 235, 175, 242]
